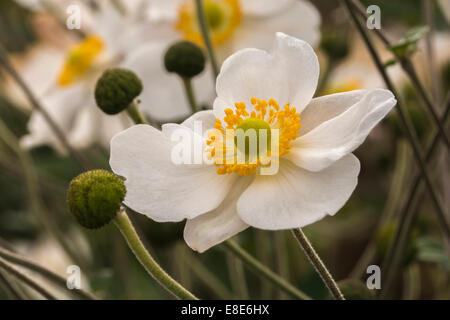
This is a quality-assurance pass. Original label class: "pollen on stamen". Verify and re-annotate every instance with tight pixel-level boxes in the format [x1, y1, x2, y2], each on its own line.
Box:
[206, 97, 302, 176]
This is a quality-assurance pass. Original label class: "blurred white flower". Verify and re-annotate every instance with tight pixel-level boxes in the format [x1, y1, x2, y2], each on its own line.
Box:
[110, 33, 396, 252]
[127, 0, 321, 122]
[12, 1, 160, 152]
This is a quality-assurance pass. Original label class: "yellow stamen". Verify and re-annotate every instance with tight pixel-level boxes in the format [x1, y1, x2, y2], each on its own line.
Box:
[206, 98, 301, 176]
[57, 35, 104, 86]
[176, 0, 241, 46]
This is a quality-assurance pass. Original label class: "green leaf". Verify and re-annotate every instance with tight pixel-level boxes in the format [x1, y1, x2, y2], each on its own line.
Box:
[389, 26, 429, 58]
[415, 237, 450, 270]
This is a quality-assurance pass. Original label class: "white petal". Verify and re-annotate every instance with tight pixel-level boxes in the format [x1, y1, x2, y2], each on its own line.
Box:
[237, 155, 360, 230]
[286, 89, 396, 172]
[69, 104, 131, 150]
[122, 40, 215, 122]
[20, 84, 88, 152]
[184, 176, 252, 253]
[180, 110, 217, 135]
[215, 33, 319, 118]
[7, 46, 64, 108]
[240, 0, 294, 17]
[147, 0, 183, 22]
[110, 124, 237, 222]
[233, 0, 321, 51]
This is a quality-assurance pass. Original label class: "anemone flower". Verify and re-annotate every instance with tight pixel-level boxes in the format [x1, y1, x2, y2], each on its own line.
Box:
[110, 33, 396, 253]
[10, 1, 155, 152]
[125, 0, 321, 122]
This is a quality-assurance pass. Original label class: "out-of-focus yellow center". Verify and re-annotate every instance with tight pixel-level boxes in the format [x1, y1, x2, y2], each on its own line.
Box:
[324, 78, 363, 95]
[57, 36, 104, 86]
[206, 98, 301, 176]
[176, 0, 242, 46]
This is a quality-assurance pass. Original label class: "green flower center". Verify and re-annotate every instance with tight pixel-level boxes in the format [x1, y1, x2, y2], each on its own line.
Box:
[204, 1, 225, 30]
[234, 118, 272, 157]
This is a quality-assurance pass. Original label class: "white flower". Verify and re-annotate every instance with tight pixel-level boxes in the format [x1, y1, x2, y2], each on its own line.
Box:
[127, 0, 321, 122]
[110, 33, 396, 253]
[13, 1, 155, 152]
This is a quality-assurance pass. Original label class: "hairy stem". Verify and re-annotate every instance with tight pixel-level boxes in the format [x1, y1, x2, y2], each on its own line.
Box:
[114, 208, 198, 300]
[291, 229, 344, 300]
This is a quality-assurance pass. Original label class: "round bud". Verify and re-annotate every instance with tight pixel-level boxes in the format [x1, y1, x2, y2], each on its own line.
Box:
[320, 31, 350, 62]
[67, 170, 126, 229]
[95, 68, 143, 115]
[164, 41, 206, 78]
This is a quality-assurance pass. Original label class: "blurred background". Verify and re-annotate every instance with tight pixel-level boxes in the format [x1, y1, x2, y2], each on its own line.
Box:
[0, 0, 449, 300]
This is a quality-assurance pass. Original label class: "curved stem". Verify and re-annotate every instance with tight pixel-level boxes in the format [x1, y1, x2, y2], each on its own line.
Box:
[350, 0, 449, 151]
[182, 77, 198, 114]
[0, 118, 89, 270]
[225, 251, 249, 299]
[0, 246, 96, 300]
[126, 100, 149, 125]
[0, 257, 57, 300]
[194, 0, 219, 79]
[349, 139, 411, 279]
[291, 228, 344, 300]
[0, 269, 24, 300]
[0, 43, 90, 170]
[114, 208, 198, 300]
[185, 250, 234, 299]
[223, 240, 311, 300]
[342, 0, 450, 241]
[380, 97, 450, 298]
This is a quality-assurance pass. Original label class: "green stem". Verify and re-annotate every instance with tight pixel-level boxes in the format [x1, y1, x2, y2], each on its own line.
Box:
[0, 246, 96, 300]
[291, 229, 344, 300]
[111, 0, 127, 16]
[0, 118, 89, 270]
[0, 43, 90, 170]
[126, 100, 149, 125]
[0, 257, 57, 300]
[113, 208, 198, 300]
[182, 77, 198, 114]
[226, 251, 249, 299]
[349, 139, 411, 279]
[185, 251, 235, 299]
[223, 240, 311, 300]
[350, 0, 449, 151]
[194, 0, 219, 79]
[342, 0, 450, 241]
[380, 98, 450, 298]
[274, 231, 290, 299]
[0, 269, 24, 300]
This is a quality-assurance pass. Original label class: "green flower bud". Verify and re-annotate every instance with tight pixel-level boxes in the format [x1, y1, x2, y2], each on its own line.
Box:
[326, 280, 374, 300]
[67, 170, 126, 229]
[320, 30, 350, 62]
[164, 41, 206, 78]
[95, 68, 143, 115]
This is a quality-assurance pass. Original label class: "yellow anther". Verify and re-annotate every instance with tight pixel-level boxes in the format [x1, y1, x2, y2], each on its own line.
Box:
[58, 35, 104, 86]
[207, 97, 301, 177]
